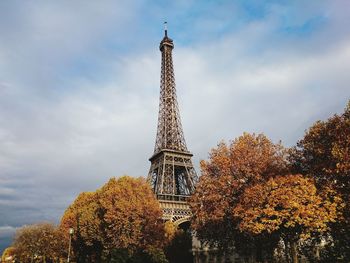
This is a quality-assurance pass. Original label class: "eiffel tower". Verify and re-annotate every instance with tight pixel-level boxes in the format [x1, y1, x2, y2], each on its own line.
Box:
[148, 24, 198, 226]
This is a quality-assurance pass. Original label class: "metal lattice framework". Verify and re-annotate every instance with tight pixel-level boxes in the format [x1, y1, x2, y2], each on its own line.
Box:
[147, 26, 198, 225]
[153, 31, 188, 154]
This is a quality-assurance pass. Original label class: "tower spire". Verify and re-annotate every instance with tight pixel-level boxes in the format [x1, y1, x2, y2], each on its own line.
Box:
[164, 21, 168, 37]
[155, 23, 186, 154]
[147, 26, 198, 224]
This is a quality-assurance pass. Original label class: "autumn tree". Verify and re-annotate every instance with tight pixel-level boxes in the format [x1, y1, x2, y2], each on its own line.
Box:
[60, 191, 103, 262]
[190, 133, 288, 260]
[11, 222, 65, 262]
[1, 247, 16, 262]
[291, 101, 350, 261]
[60, 176, 167, 263]
[233, 174, 342, 263]
[98, 176, 165, 258]
[164, 221, 177, 245]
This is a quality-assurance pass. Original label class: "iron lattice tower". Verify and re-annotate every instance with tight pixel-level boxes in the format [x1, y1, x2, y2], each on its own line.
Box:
[148, 25, 198, 225]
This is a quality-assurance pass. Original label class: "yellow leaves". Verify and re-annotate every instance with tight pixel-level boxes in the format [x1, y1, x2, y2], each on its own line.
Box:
[60, 176, 165, 255]
[200, 133, 288, 185]
[233, 174, 343, 240]
[12, 223, 65, 261]
[1, 246, 16, 262]
[190, 133, 291, 246]
[232, 133, 288, 183]
[60, 190, 101, 247]
[164, 221, 177, 244]
[192, 121, 349, 254]
[297, 100, 350, 187]
[294, 101, 350, 257]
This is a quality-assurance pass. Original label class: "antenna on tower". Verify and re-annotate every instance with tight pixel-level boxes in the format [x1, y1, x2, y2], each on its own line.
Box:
[164, 21, 168, 37]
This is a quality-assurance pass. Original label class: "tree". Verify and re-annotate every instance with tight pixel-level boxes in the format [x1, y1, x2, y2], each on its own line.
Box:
[292, 101, 350, 188]
[12, 222, 65, 262]
[233, 174, 342, 263]
[200, 133, 288, 188]
[60, 191, 103, 262]
[60, 176, 167, 262]
[1, 247, 16, 262]
[98, 176, 165, 255]
[291, 101, 350, 261]
[190, 133, 288, 260]
[164, 221, 177, 245]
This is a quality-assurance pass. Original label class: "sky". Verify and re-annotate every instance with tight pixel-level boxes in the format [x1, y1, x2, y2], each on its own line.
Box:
[0, 0, 350, 253]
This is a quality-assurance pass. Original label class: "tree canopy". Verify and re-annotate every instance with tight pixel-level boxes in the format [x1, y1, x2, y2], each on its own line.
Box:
[1, 247, 16, 262]
[190, 133, 289, 260]
[234, 174, 341, 237]
[11, 222, 65, 263]
[291, 101, 350, 261]
[190, 130, 345, 262]
[234, 174, 342, 263]
[60, 176, 167, 262]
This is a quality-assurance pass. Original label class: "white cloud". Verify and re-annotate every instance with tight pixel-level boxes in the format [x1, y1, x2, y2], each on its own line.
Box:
[0, 226, 17, 237]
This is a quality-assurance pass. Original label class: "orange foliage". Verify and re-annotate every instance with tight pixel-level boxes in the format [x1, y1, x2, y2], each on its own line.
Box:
[190, 133, 288, 245]
[292, 101, 350, 260]
[60, 191, 101, 246]
[12, 223, 65, 262]
[234, 174, 343, 239]
[98, 176, 164, 251]
[295, 101, 350, 191]
[164, 221, 177, 244]
[200, 133, 288, 190]
[60, 176, 165, 260]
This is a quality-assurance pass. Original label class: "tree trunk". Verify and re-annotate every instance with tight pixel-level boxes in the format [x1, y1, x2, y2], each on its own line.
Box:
[224, 250, 231, 263]
[249, 245, 256, 263]
[256, 240, 263, 263]
[315, 245, 320, 261]
[283, 238, 290, 263]
[291, 240, 298, 263]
